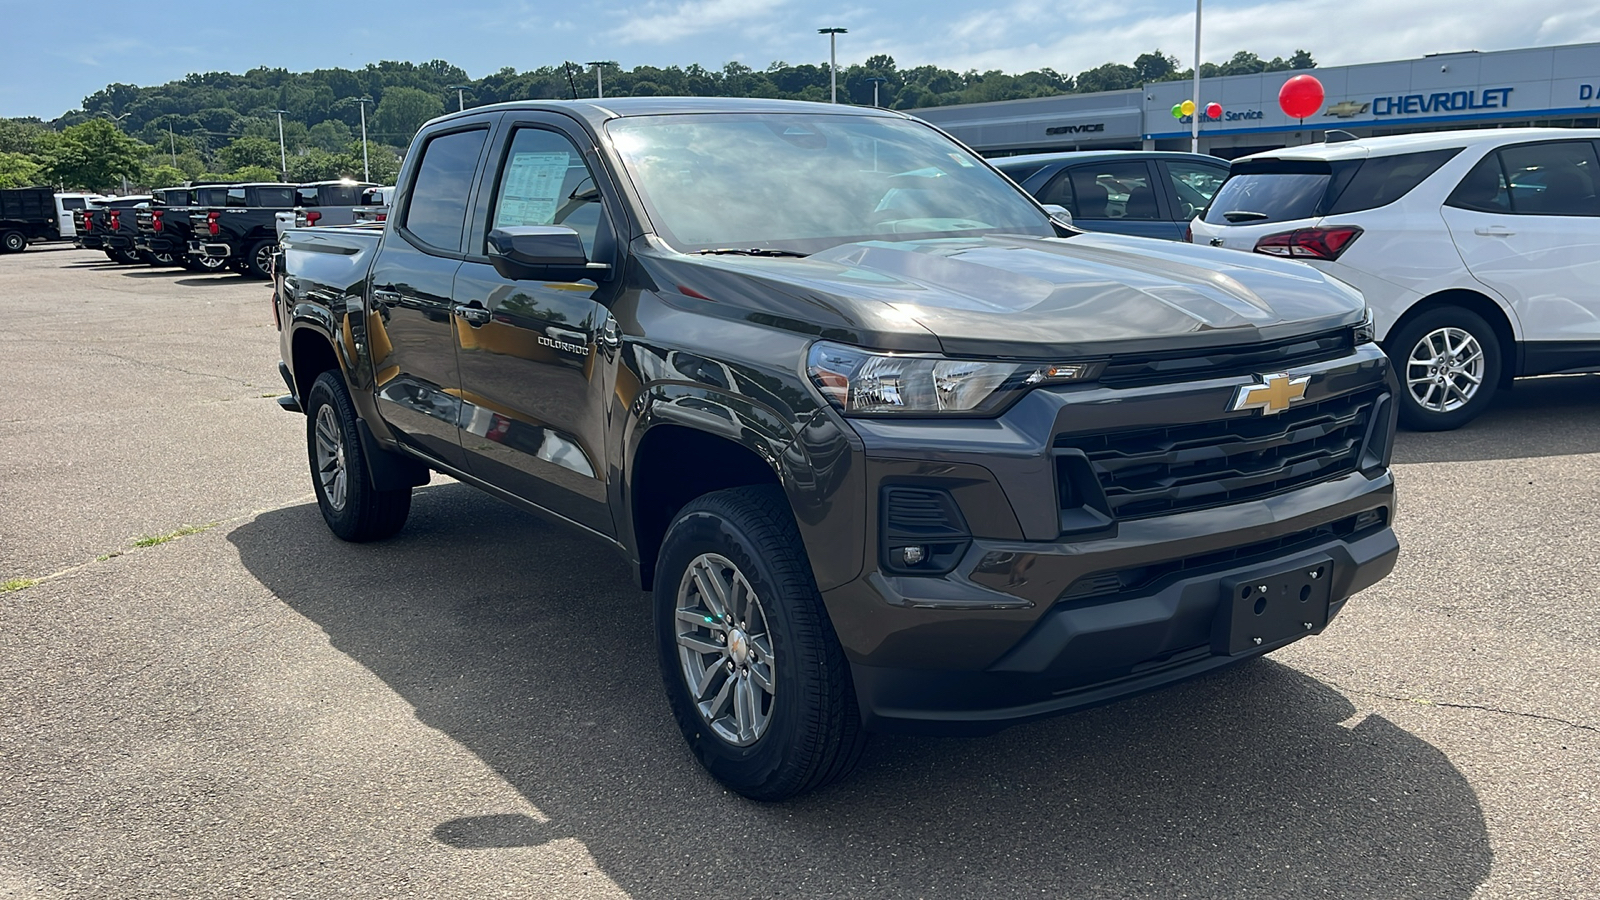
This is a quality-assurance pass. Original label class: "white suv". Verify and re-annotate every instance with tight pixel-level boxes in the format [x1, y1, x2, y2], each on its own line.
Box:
[1190, 128, 1600, 430]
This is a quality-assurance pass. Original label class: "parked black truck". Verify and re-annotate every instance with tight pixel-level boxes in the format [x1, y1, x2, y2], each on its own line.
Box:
[85, 197, 152, 264]
[275, 98, 1399, 800]
[188, 183, 297, 278]
[136, 184, 233, 272]
[0, 187, 57, 253]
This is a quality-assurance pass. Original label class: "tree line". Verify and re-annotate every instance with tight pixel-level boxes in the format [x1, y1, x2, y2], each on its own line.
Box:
[0, 50, 1314, 192]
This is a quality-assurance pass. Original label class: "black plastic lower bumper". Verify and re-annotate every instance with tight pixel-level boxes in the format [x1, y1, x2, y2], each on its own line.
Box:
[846, 525, 1397, 734]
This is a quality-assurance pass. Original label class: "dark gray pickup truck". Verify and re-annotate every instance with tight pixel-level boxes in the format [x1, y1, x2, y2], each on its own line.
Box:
[274, 98, 1399, 800]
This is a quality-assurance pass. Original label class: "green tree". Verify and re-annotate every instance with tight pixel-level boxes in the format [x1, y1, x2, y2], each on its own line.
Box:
[0, 151, 43, 188]
[1074, 62, 1140, 93]
[0, 119, 51, 155]
[307, 119, 353, 153]
[372, 87, 443, 144]
[217, 136, 282, 173]
[38, 119, 147, 192]
[1289, 50, 1317, 69]
[141, 164, 188, 189]
[1134, 51, 1179, 83]
[228, 164, 282, 182]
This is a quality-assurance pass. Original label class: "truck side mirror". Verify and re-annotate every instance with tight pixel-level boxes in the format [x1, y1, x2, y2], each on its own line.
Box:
[1041, 204, 1073, 227]
[487, 226, 607, 282]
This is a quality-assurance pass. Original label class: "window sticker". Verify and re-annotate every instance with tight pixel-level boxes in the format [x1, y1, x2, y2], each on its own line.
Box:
[496, 151, 571, 227]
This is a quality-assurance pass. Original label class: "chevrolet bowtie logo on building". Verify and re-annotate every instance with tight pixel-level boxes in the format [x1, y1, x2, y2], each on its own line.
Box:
[1324, 101, 1371, 118]
[1232, 373, 1310, 415]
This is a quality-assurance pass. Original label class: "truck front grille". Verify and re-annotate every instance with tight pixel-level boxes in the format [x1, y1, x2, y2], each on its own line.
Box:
[1055, 388, 1381, 520]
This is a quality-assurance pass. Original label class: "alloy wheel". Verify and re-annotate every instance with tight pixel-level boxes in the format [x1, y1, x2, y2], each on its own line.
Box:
[313, 404, 349, 512]
[1406, 326, 1485, 413]
[675, 553, 776, 746]
[254, 243, 274, 276]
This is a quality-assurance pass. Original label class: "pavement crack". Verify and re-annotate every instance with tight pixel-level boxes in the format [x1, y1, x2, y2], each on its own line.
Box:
[1332, 682, 1599, 735]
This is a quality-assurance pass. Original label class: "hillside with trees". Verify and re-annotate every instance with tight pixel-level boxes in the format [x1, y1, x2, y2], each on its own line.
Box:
[0, 50, 1314, 191]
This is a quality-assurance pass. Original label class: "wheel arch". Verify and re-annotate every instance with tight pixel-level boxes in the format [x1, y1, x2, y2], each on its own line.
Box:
[1382, 288, 1519, 386]
[290, 326, 342, 410]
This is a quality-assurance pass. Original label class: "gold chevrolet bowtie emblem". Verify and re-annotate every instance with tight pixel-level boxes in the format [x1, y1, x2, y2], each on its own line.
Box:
[1232, 373, 1310, 415]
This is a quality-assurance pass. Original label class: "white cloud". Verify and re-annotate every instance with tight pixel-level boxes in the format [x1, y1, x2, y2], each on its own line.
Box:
[611, 0, 792, 46]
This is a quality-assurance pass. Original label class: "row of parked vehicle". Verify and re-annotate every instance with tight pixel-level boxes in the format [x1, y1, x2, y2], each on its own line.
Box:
[0, 181, 391, 279]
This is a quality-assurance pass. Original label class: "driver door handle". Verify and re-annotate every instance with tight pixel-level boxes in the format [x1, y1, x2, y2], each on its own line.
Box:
[453, 303, 492, 326]
[1473, 226, 1514, 236]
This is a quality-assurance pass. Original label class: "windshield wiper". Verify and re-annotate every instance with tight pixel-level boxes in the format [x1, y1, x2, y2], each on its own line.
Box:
[1222, 210, 1270, 223]
[696, 248, 809, 258]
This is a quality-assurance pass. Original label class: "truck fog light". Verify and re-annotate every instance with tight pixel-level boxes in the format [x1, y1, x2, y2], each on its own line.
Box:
[900, 546, 926, 566]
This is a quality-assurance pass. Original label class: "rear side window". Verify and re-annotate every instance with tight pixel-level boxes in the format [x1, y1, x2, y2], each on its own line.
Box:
[226, 188, 248, 207]
[404, 128, 488, 252]
[1327, 149, 1460, 214]
[1204, 160, 1337, 225]
[256, 188, 295, 207]
[296, 187, 320, 207]
[318, 184, 362, 206]
[1069, 161, 1160, 220]
[1500, 142, 1600, 216]
[60, 198, 86, 210]
[196, 188, 229, 206]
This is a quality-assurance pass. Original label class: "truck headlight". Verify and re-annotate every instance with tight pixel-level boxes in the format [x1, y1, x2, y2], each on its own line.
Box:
[1354, 308, 1375, 345]
[807, 341, 1093, 416]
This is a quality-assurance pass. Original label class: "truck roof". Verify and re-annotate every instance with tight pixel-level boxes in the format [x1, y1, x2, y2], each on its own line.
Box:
[428, 96, 908, 130]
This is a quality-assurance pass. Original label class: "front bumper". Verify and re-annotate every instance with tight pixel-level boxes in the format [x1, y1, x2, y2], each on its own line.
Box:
[815, 344, 1399, 734]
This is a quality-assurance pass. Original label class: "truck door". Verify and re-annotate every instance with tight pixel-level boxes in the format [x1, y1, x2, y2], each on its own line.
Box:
[451, 117, 622, 535]
[367, 121, 495, 471]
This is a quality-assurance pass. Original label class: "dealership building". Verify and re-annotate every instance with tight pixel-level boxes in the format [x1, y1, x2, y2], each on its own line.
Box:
[912, 41, 1600, 159]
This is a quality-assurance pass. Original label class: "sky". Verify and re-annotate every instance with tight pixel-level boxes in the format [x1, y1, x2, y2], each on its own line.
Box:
[3, 0, 1599, 119]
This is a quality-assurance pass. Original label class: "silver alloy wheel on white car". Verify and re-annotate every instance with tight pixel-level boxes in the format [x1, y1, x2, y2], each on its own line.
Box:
[675, 552, 776, 747]
[1405, 326, 1485, 413]
[313, 404, 349, 512]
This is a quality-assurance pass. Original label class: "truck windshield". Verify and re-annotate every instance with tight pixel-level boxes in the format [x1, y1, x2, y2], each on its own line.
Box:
[605, 113, 1053, 254]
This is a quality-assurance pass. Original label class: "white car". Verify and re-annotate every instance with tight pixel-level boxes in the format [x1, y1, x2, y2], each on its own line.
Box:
[1189, 128, 1600, 430]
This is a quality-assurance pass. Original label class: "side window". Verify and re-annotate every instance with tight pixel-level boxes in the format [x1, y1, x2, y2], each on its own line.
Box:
[488, 127, 607, 258]
[1165, 162, 1229, 218]
[403, 128, 489, 252]
[257, 188, 295, 207]
[1036, 169, 1075, 212]
[1328, 149, 1460, 214]
[1499, 142, 1600, 216]
[1070, 162, 1159, 220]
[296, 187, 320, 207]
[226, 188, 247, 208]
[60, 198, 86, 210]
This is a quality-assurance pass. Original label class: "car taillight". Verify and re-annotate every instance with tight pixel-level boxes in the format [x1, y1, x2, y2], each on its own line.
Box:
[375, 212, 386, 222]
[83, 216, 92, 232]
[305, 211, 321, 226]
[152, 210, 163, 232]
[207, 211, 220, 236]
[110, 211, 120, 230]
[1253, 226, 1362, 261]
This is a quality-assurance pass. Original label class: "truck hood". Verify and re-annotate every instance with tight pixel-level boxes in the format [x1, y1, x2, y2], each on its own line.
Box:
[647, 233, 1366, 357]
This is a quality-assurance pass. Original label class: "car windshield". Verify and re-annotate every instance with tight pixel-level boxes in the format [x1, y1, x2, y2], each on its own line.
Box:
[605, 113, 1053, 254]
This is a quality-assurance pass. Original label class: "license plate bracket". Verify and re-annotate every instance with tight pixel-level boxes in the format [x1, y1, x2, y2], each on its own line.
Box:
[1213, 557, 1334, 656]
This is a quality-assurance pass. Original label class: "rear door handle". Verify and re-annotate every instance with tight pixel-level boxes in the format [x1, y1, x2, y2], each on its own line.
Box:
[1473, 226, 1514, 236]
[452, 303, 492, 326]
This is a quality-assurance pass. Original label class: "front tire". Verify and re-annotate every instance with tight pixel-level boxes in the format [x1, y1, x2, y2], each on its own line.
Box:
[655, 485, 866, 801]
[1386, 306, 1502, 431]
[305, 371, 412, 542]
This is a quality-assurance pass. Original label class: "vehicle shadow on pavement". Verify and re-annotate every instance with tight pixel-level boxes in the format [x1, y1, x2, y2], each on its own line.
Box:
[229, 486, 1491, 900]
[1394, 374, 1600, 464]
[115, 269, 191, 278]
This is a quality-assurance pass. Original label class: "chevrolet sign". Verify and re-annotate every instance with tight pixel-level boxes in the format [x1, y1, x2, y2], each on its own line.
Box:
[1232, 373, 1310, 415]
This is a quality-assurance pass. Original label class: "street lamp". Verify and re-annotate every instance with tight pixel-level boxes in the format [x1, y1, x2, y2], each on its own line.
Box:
[865, 75, 887, 107]
[585, 62, 617, 99]
[819, 28, 847, 103]
[447, 84, 471, 112]
[345, 97, 374, 182]
[269, 109, 290, 180]
[1191, 0, 1202, 153]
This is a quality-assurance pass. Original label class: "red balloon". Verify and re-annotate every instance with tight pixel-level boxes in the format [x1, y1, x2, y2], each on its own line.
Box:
[1205, 102, 1222, 120]
[1278, 74, 1325, 119]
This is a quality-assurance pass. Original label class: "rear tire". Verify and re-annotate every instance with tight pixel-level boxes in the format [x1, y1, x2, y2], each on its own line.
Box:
[183, 253, 229, 273]
[243, 239, 274, 279]
[109, 245, 141, 265]
[0, 230, 25, 253]
[655, 485, 866, 801]
[305, 371, 412, 542]
[1386, 306, 1502, 431]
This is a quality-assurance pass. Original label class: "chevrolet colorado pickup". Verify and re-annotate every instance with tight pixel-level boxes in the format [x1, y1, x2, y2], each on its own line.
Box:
[274, 98, 1399, 800]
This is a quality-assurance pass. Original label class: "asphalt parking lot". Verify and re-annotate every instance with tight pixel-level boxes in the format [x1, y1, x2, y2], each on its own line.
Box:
[1, 245, 1597, 899]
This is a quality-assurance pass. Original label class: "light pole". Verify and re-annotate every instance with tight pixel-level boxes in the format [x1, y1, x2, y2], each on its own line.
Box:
[447, 84, 471, 112]
[819, 28, 847, 103]
[347, 97, 374, 182]
[585, 62, 616, 99]
[269, 109, 290, 180]
[1191, 0, 1202, 153]
[865, 75, 887, 107]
